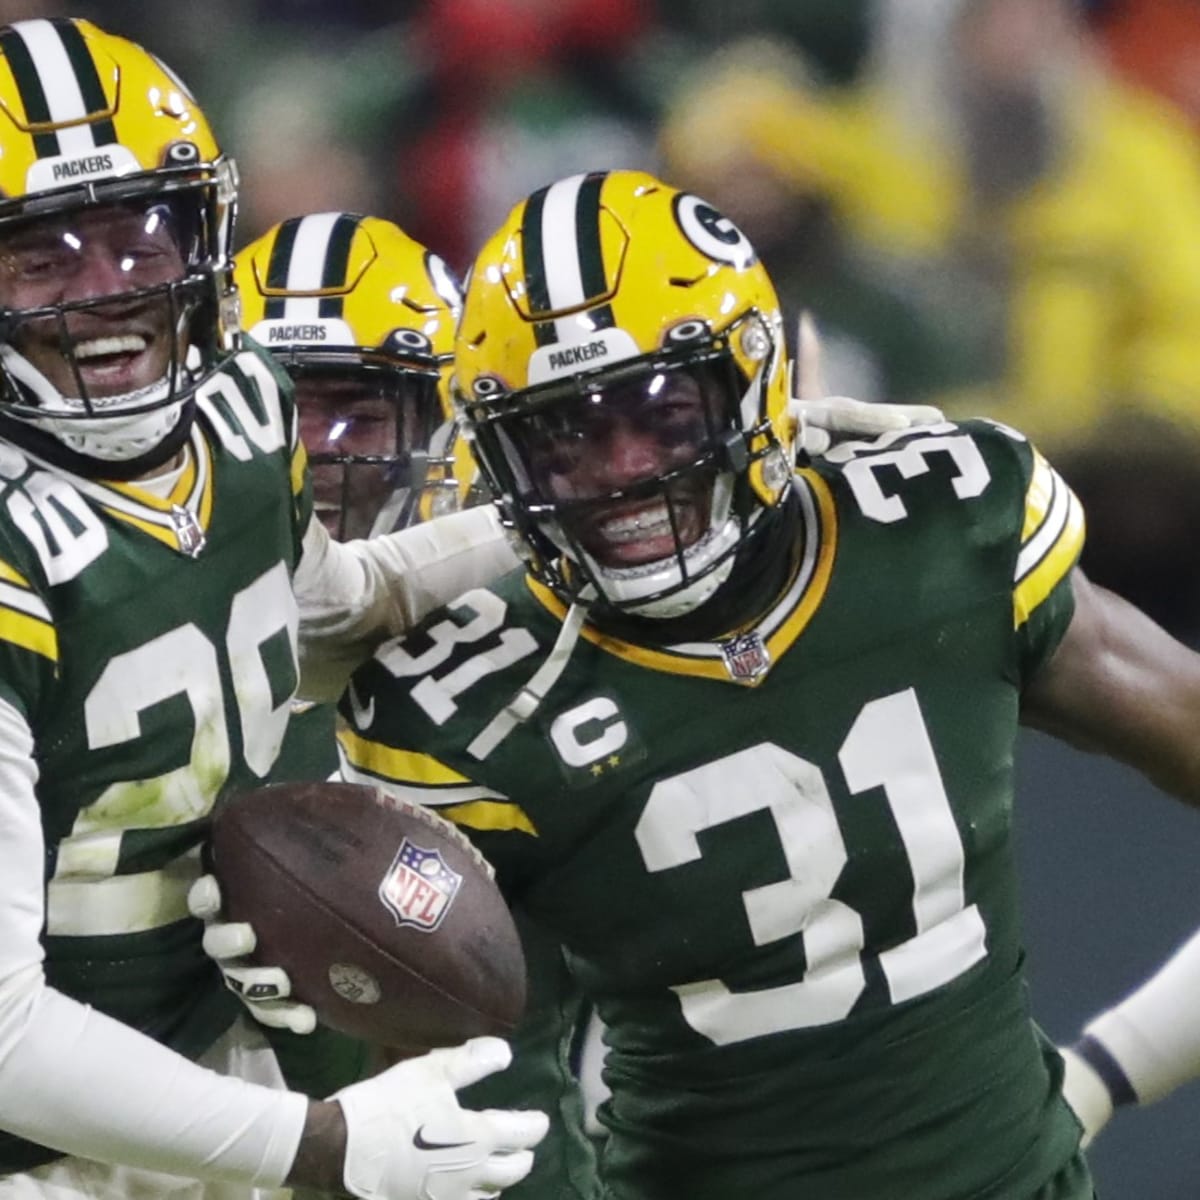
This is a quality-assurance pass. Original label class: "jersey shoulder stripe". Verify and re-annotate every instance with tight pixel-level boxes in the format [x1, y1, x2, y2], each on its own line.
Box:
[1013, 450, 1084, 628]
[0, 558, 54, 660]
[290, 436, 307, 500]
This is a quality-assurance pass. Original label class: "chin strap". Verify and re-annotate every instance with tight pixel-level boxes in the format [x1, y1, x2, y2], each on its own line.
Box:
[467, 590, 592, 762]
[0, 400, 196, 481]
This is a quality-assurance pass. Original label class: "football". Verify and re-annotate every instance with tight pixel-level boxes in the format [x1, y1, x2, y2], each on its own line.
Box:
[209, 780, 526, 1052]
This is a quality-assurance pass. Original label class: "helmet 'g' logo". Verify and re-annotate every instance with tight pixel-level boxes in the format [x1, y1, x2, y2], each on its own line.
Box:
[674, 194, 756, 269]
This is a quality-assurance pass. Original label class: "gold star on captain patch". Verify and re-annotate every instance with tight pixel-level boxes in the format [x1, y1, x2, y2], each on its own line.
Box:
[607, 754, 621, 768]
[590, 763, 605, 777]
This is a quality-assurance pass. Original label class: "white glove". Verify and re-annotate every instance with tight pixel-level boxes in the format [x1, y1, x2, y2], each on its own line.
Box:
[187, 874, 318, 1035]
[791, 395, 945, 457]
[334, 1036, 548, 1200]
[1059, 1044, 1115, 1149]
[789, 310, 943, 456]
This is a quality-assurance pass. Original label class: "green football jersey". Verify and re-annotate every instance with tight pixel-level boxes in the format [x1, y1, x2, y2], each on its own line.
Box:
[339, 420, 1093, 1200]
[0, 346, 309, 1171]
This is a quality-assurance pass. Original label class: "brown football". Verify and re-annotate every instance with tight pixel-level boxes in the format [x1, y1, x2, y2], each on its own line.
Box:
[209, 781, 526, 1051]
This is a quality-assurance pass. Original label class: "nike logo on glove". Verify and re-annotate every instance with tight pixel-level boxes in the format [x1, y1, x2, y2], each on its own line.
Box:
[347, 680, 375, 730]
[412, 1126, 471, 1152]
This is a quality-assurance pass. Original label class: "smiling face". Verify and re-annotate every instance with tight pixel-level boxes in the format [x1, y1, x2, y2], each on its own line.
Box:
[0, 201, 190, 404]
[517, 362, 728, 569]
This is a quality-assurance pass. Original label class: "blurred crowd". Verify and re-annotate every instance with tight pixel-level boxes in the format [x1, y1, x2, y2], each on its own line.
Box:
[6, 0, 1200, 637]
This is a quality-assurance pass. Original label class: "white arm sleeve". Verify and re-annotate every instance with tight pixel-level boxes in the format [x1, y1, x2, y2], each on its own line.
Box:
[293, 504, 519, 702]
[1079, 928, 1200, 1105]
[0, 698, 306, 1186]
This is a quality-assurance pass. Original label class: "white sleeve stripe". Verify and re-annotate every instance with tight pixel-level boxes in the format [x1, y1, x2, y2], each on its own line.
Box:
[1015, 468, 1069, 582]
[340, 758, 505, 805]
[0, 579, 50, 620]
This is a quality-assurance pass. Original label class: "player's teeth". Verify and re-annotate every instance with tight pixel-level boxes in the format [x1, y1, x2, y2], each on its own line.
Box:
[75, 335, 147, 360]
[599, 506, 671, 543]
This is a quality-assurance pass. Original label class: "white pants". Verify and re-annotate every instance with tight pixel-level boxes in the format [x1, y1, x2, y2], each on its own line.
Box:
[0, 1018, 292, 1200]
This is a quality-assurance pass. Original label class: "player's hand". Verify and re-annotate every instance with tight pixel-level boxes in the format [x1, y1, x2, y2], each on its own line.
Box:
[792, 395, 946, 456]
[187, 873, 317, 1035]
[1059, 1044, 1115, 1149]
[334, 1036, 548, 1200]
[789, 311, 943, 456]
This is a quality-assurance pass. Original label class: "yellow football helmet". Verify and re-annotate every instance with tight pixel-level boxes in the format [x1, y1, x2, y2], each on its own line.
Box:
[0, 18, 237, 474]
[454, 169, 794, 618]
[236, 213, 470, 539]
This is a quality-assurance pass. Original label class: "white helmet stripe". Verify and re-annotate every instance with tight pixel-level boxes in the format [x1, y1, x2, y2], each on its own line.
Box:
[281, 212, 343, 320]
[13, 20, 97, 155]
[540, 174, 588, 316]
[541, 173, 599, 345]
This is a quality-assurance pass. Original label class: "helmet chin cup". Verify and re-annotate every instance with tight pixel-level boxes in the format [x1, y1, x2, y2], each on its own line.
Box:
[589, 516, 743, 619]
[32, 398, 188, 463]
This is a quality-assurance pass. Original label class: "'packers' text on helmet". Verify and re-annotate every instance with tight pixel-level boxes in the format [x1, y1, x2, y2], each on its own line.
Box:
[0, 18, 238, 475]
[236, 212, 469, 540]
[454, 169, 795, 618]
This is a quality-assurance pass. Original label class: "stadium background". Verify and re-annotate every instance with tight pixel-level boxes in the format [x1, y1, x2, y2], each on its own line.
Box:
[10, 0, 1200, 1193]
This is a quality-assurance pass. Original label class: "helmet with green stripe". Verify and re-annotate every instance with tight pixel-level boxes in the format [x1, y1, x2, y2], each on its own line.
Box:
[235, 213, 471, 539]
[454, 169, 795, 619]
[0, 17, 237, 476]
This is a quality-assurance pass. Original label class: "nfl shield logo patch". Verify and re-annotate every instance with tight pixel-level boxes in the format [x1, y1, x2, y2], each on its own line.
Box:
[720, 631, 771, 684]
[170, 504, 206, 558]
[378, 838, 463, 932]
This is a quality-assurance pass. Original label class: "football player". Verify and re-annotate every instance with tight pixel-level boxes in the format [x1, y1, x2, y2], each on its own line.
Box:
[232, 211, 474, 789]
[0, 18, 548, 1200]
[219, 212, 601, 1199]
[336, 169, 1200, 1199]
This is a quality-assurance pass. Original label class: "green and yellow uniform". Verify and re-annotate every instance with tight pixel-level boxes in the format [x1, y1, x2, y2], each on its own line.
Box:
[339, 421, 1091, 1200]
[0, 346, 309, 1172]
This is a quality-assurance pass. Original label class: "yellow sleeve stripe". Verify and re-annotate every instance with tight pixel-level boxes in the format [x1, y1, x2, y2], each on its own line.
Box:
[290, 439, 308, 499]
[433, 799, 537, 836]
[337, 731, 537, 835]
[339, 728, 477, 785]
[0, 605, 57, 661]
[1013, 467, 1085, 628]
[0, 559, 30, 588]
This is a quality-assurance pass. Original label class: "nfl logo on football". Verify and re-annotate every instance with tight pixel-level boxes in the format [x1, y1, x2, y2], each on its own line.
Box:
[379, 838, 463, 932]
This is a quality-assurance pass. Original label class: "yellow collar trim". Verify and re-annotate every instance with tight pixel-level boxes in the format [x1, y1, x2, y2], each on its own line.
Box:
[92, 430, 215, 553]
[526, 470, 837, 682]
